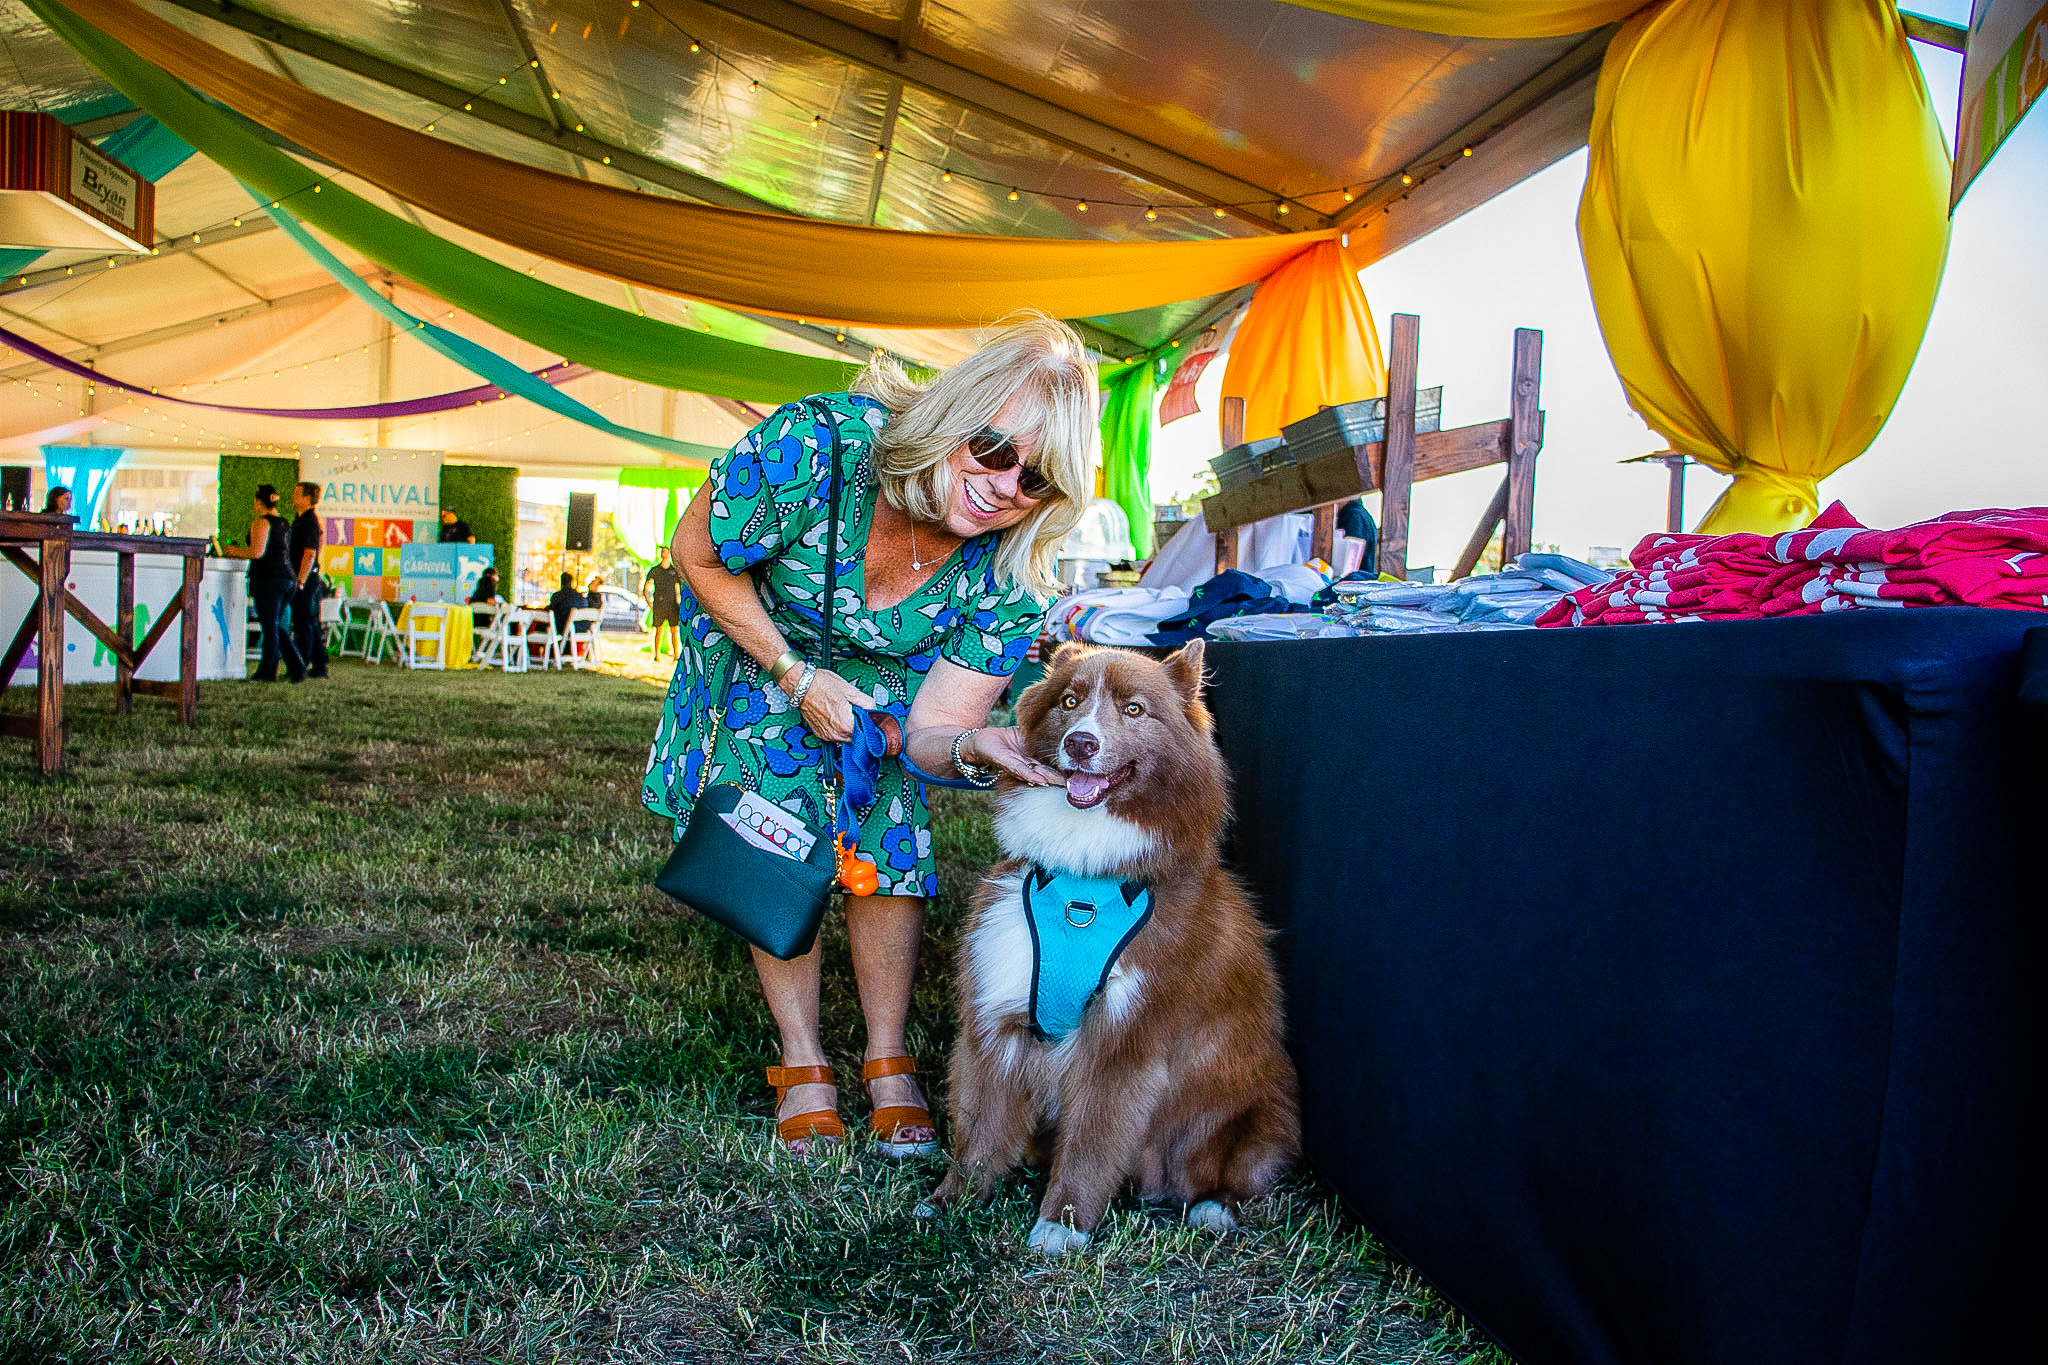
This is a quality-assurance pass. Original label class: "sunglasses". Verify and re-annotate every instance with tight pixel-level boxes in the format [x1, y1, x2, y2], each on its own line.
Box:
[966, 426, 1057, 501]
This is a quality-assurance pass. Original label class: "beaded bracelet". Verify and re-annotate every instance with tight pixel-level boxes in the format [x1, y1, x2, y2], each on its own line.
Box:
[951, 727, 997, 788]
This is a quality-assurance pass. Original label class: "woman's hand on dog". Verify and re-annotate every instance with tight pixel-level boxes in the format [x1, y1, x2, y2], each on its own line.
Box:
[968, 726, 1066, 787]
[788, 667, 873, 742]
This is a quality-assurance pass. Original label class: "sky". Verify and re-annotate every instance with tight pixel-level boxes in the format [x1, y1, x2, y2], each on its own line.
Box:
[1150, 2, 2046, 570]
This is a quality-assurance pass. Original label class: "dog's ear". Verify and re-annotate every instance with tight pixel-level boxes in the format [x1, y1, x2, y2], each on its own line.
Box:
[1160, 639, 1207, 708]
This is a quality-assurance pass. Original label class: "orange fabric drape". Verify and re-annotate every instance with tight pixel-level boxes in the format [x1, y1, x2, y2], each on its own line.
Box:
[49, 0, 1338, 330]
[1217, 241, 1387, 444]
[1278, 1, 1644, 39]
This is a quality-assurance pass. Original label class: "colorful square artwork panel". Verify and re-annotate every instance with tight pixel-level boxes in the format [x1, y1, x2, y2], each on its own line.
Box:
[353, 546, 384, 577]
[354, 518, 384, 547]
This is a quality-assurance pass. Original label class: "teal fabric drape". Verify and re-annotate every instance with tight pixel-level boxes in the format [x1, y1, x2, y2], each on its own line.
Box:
[41, 444, 124, 522]
[260, 203, 717, 461]
[30, 0, 857, 403]
[1099, 361, 1160, 558]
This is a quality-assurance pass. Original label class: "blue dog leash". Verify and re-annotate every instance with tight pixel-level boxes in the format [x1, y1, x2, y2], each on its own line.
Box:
[842, 706, 986, 804]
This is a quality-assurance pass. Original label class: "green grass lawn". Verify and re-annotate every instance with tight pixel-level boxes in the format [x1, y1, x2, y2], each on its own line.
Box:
[0, 664, 1506, 1364]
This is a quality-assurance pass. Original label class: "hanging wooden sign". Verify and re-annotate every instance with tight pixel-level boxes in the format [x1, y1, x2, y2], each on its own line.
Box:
[0, 110, 156, 252]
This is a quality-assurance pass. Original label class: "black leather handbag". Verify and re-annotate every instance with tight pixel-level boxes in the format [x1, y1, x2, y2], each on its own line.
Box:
[654, 399, 846, 961]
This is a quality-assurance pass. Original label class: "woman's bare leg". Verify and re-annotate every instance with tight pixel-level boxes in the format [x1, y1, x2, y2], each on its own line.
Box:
[751, 939, 836, 1151]
[846, 894, 936, 1142]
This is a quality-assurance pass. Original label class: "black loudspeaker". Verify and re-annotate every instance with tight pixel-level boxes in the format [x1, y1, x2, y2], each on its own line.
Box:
[565, 491, 596, 552]
[0, 466, 28, 511]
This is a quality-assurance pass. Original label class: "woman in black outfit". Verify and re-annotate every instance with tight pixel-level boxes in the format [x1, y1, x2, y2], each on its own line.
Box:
[217, 484, 306, 682]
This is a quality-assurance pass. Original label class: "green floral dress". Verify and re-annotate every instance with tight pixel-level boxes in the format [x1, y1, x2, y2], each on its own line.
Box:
[640, 393, 1046, 897]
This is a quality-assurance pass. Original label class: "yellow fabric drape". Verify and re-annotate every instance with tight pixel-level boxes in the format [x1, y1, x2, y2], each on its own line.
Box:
[1218, 241, 1387, 444]
[1578, 0, 1951, 535]
[51, 0, 1337, 331]
[1277, 1, 1644, 39]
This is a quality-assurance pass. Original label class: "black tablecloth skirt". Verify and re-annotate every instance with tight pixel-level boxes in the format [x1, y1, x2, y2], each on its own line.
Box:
[1204, 609, 2045, 1365]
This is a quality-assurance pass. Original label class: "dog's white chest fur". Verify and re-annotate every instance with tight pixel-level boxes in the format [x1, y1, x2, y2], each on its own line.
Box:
[993, 785, 1155, 876]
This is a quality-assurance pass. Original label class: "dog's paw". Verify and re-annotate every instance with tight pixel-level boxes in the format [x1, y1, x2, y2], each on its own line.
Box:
[1186, 1200, 1238, 1236]
[1027, 1218, 1091, 1256]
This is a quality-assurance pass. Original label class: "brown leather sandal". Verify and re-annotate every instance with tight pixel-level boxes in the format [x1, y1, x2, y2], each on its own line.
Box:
[863, 1055, 940, 1158]
[765, 1064, 844, 1154]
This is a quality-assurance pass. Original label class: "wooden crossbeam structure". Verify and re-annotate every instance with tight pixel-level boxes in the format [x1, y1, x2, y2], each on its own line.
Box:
[1202, 316, 1544, 582]
[0, 512, 207, 774]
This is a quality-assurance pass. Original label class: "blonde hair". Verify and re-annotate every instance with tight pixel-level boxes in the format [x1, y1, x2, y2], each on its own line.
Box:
[853, 310, 1096, 597]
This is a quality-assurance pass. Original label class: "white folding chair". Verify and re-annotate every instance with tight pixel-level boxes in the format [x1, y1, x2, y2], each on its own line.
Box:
[468, 609, 516, 671]
[562, 607, 603, 670]
[362, 600, 401, 666]
[518, 610, 560, 670]
[402, 603, 452, 670]
[331, 599, 370, 658]
[496, 608, 537, 673]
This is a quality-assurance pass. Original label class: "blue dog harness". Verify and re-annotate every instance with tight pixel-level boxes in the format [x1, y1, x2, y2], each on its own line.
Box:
[1020, 866, 1153, 1042]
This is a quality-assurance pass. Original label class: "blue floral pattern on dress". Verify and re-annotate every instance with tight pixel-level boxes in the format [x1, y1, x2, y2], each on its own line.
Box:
[641, 390, 1047, 898]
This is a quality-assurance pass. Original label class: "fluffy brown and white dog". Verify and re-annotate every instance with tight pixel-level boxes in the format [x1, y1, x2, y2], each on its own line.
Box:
[919, 639, 1299, 1254]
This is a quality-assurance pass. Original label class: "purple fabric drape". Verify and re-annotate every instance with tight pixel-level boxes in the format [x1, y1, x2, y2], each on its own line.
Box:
[1, 325, 591, 420]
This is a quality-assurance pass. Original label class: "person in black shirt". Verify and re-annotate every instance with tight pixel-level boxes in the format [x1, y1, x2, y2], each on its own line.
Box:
[645, 545, 682, 661]
[468, 567, 502, 605]
[42, 486, 73, 515]
[439, 508, 473, 543]
[1336, 497, 1379, 573]
[288, 481, 328, 678]
[547, 570, 585, 637]
[217, 484, 305, 683]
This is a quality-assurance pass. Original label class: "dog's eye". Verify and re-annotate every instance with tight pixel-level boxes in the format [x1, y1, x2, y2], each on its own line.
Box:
[1060, 693, 1079, 710]
[1123, 701, 1143, 717]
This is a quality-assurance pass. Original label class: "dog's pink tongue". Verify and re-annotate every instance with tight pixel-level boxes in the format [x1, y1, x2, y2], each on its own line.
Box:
[1065, 771, 1112, 809]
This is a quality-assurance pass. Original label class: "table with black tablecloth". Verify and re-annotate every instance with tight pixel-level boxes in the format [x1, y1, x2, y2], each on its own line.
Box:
[1203, 609, 2044, 1365]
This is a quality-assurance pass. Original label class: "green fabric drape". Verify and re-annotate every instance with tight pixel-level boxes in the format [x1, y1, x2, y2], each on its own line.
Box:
[614, 464, 712, 565]
[29, 0, 855, 405]
[1277, 0, 1643, 39]
[1099, 361, 1159, 558]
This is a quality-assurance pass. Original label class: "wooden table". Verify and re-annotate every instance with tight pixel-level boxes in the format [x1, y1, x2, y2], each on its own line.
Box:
[0, 513, 208, 774]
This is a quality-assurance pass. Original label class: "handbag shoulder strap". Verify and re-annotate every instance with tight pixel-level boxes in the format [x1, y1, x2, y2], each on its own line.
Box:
[817, 396, 845, 795]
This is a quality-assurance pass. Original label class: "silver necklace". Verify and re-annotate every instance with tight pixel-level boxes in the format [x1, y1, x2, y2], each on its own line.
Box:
[909, 519, 949, 571]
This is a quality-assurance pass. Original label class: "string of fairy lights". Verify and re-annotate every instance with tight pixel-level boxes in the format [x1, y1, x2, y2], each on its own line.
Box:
[9, 0, 1484, 301]
[5, 0, 1488, 458]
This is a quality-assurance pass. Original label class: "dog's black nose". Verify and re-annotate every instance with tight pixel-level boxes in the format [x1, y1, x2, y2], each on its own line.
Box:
[1063, 731, 1099, 764]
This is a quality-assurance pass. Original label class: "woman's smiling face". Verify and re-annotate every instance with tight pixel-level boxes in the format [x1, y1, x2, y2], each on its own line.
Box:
[938, 389, 1049, 539]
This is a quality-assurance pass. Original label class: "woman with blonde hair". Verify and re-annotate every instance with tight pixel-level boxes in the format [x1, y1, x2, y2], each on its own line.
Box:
[643, 312, 1094, 1156]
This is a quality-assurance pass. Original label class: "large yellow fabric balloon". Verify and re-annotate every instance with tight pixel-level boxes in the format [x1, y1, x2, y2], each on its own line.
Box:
[1279, 1, 1644, 39]
[1218, 241, 1387, 444]
[1579, 0, 1951, 534]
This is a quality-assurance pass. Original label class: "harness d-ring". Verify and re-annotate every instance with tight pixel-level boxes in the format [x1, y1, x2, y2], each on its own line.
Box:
[1064, 899, 1097, 929]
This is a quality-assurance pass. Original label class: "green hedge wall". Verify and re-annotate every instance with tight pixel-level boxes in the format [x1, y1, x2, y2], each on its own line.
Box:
[438, 463, 516, 572]
[216, 454, 299, 547]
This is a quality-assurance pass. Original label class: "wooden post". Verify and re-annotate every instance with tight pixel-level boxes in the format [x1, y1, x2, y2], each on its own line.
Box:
[1450, 475, 1512, 582]
[177, 555, 201, 725]
[1310, 503, 1337, 563]
[1666, 457, 1686, 532]
[1376, 314, 1420, 579]
[114, 550, 135, 715]
[37, 529, 67, 774]
[1215, 396, 1245, 574]
[1503, 327, 1543, 561]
